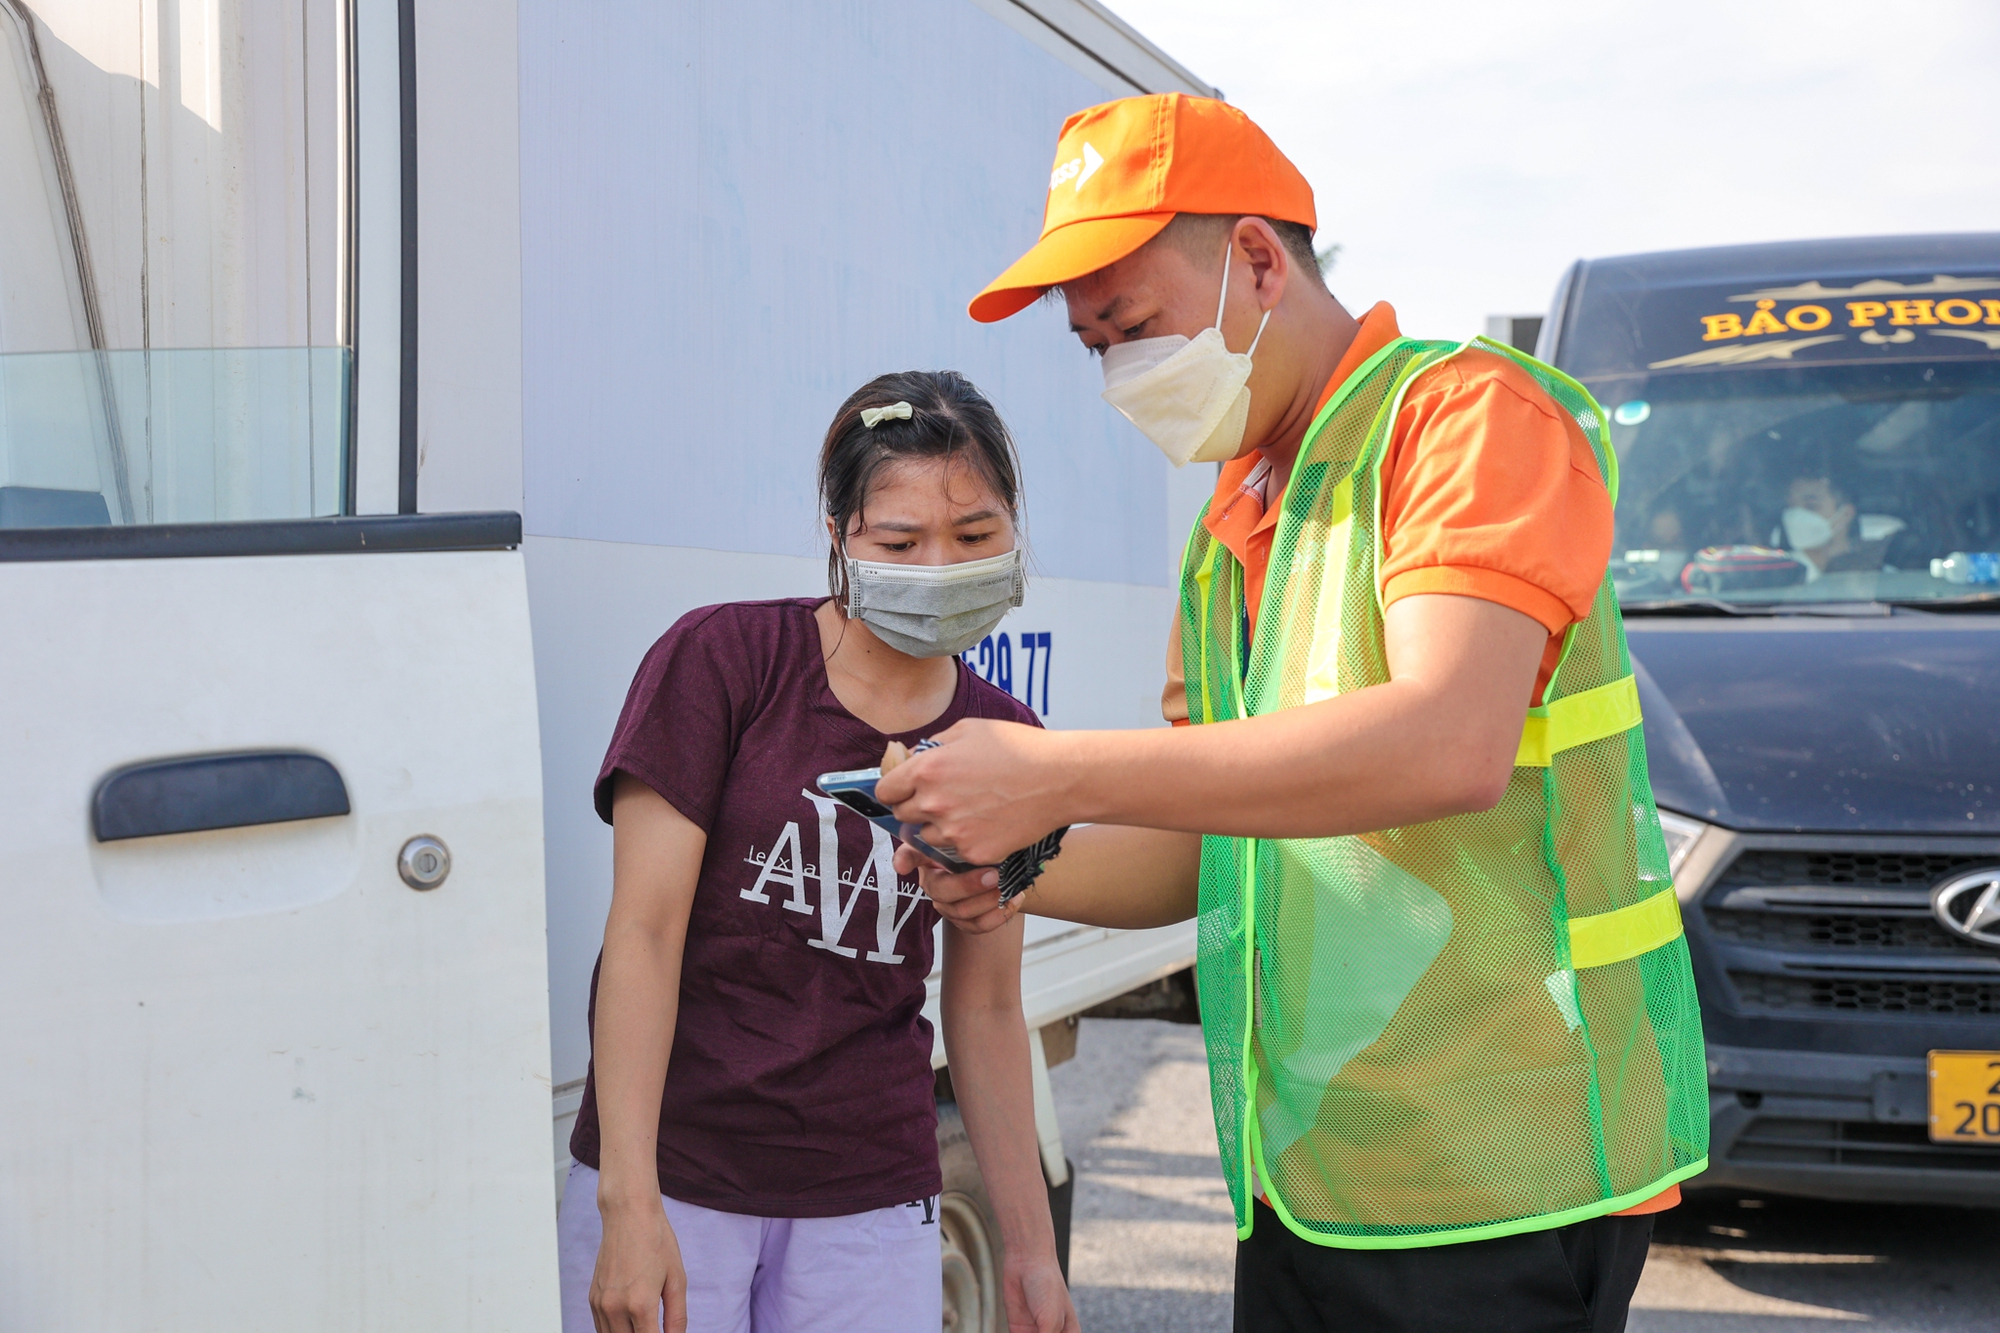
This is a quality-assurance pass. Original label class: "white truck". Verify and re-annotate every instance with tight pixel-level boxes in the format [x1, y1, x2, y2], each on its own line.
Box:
[0, 1, 1209, 1328]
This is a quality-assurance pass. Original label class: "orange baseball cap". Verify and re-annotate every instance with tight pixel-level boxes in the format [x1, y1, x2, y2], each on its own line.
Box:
[969, 93, 1316, 324]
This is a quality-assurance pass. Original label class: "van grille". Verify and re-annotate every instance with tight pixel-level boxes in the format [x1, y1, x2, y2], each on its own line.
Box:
[1729, 972, 2000, 1016]
[1702, 845, 2000, 1019]
[1705, 907, 1986, 955]
[1723, 849, 1992, 889]
[1729, 1117, 2000, 1172]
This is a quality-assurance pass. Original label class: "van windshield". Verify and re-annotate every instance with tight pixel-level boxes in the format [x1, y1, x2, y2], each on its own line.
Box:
[1594, 362, 2000, 608]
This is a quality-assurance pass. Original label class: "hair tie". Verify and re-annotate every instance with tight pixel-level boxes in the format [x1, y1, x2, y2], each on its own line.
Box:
[860, 401, 914, 429]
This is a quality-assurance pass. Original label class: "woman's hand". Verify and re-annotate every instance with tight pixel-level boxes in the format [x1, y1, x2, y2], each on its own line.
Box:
[591, 777, 704, 1331]
[940, 918, 1080, 1333]
[1006, 1253, 1081, 1333]
[892, 852, 1015, 934]
[589, 1198, 687, 1333]
[902, 825, 1204, 935]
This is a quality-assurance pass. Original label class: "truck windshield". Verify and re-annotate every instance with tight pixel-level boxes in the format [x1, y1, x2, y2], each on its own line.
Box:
[1566, 272, 2000, 610]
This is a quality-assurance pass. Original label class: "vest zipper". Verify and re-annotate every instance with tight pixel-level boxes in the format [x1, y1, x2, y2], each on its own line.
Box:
[1252, 946, 1264, 1029]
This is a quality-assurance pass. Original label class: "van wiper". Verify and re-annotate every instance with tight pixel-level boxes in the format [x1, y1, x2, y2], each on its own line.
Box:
[1620, 598, 1892, 617]
[1883, 592, 2000, 613]
[1621, 598, 1765, 616]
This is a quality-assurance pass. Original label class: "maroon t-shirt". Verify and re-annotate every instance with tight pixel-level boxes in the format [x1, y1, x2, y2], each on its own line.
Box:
[569, 598, 1039, 1217]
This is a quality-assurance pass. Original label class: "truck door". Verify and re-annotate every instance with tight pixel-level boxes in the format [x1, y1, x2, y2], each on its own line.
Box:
[0, 3, 557, 1327]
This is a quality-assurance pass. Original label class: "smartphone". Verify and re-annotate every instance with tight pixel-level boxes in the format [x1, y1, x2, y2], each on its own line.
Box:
[814, 768, 977, 874]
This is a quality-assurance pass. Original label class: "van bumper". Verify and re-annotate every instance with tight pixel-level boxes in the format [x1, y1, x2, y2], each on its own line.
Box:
[1699, 1043, 2000, 1208]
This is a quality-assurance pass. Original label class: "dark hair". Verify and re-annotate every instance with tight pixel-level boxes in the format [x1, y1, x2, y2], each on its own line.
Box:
[1158, 213, 1326, 289]
[1789, 455, 1857, 508]
[819, 370, 1022, 603]
[1043, 212, 1326, 306]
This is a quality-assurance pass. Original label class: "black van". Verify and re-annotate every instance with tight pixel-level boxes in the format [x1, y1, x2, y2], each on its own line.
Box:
[1540, 233, 2000, 1205]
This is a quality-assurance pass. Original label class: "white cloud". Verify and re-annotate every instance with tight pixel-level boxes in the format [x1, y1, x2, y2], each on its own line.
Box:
[1106, 0, 2000, 335]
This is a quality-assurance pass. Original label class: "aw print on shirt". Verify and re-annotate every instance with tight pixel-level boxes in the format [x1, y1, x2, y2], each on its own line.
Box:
[740, 790, 927, 964]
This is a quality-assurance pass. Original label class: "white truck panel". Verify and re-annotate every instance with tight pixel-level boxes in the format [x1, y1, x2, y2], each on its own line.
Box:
[964, 0, 1216, 100]
[0, 549, 559, 1330]
[515, 0, 1174, 591]
[923, 915, 1200, 1071]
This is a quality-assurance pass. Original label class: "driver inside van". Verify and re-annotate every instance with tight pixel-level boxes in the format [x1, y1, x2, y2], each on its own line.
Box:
[1781, 472, 1904, 576]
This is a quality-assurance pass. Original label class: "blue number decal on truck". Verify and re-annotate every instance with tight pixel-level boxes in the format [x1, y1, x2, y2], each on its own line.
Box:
[963, 632, 1052, 717]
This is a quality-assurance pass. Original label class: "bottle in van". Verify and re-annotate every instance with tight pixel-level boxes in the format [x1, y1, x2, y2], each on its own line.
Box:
[1930, 552, 2000, 585]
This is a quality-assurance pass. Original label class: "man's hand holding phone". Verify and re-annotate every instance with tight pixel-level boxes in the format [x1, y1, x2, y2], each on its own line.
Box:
[872, 718, 1070, 864]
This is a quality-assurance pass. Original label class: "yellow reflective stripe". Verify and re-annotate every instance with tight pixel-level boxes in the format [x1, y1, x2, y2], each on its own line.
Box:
[1516, 674, 1641, 767]
[1299, 474, 1358, 705]
[1568, 889, 1683, 969]
[1198, 543, 1226, 724]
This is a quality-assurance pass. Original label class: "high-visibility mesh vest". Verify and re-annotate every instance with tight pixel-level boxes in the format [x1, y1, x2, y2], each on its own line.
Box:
[1181, 336, 1708, 1249]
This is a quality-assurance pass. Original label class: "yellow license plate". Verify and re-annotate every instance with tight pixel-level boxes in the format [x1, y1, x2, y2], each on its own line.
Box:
[1928, 1050, 2000, 1144]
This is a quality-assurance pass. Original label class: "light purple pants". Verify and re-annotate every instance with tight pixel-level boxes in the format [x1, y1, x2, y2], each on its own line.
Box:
[558, 1161, 942, 1333]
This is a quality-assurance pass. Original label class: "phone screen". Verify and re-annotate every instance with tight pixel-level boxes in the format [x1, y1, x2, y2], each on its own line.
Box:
[814, 768, 976, 874]
[831, 788, 893, 819]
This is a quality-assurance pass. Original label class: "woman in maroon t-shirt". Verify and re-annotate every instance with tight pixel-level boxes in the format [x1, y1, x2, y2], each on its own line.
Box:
[561, 371, 1078, 1333]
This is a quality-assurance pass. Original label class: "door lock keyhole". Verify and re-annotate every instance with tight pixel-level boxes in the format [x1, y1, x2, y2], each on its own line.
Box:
[398, 835, 451, 890]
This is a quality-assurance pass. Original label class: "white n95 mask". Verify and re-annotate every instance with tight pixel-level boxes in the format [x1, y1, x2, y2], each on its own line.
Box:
[844, 548, 1024, 657]
[1100, 243, 1272, 467]
[1781, 506, 1834, 551]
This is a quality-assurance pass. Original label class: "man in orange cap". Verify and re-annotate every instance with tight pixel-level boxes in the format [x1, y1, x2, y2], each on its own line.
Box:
[879, 94, 1707, 1333]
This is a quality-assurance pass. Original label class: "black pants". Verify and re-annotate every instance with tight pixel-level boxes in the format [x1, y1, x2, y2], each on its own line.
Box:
[1234, 1200, 1654, 1333]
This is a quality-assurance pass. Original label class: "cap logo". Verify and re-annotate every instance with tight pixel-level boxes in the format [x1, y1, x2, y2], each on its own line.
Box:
[1049, 142, 1104, 194]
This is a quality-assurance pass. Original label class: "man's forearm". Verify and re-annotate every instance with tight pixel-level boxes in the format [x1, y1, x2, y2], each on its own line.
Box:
[1049, 676, 1498, 838]
[1018, 824, 1200, 929]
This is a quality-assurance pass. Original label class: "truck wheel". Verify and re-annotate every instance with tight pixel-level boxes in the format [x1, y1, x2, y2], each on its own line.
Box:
[937, 1101, 1003, 1333]
[1047, 1156, 1074, 1281]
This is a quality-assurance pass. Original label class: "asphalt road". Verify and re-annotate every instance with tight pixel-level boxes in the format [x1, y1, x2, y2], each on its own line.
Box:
[1047, 1019, 2000, 1332]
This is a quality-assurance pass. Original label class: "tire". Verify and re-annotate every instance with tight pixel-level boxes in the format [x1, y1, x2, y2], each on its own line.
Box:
[935, 1101, 1076, 1332]
[1047, 1157, 1073, 1282]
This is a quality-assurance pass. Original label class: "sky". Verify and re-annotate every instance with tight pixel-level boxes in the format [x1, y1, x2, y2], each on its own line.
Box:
[1102, 0, 2000, 336]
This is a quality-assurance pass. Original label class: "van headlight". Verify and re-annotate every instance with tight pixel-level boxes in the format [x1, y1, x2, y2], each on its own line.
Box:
[1656, 809, 1711, 898]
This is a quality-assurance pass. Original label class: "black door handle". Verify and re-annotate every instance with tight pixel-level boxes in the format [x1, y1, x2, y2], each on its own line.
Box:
[92, 751, 351, 842]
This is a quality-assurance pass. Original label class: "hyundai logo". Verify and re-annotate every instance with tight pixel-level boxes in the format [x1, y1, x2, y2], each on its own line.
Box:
[1932, 868, 2000, 948]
